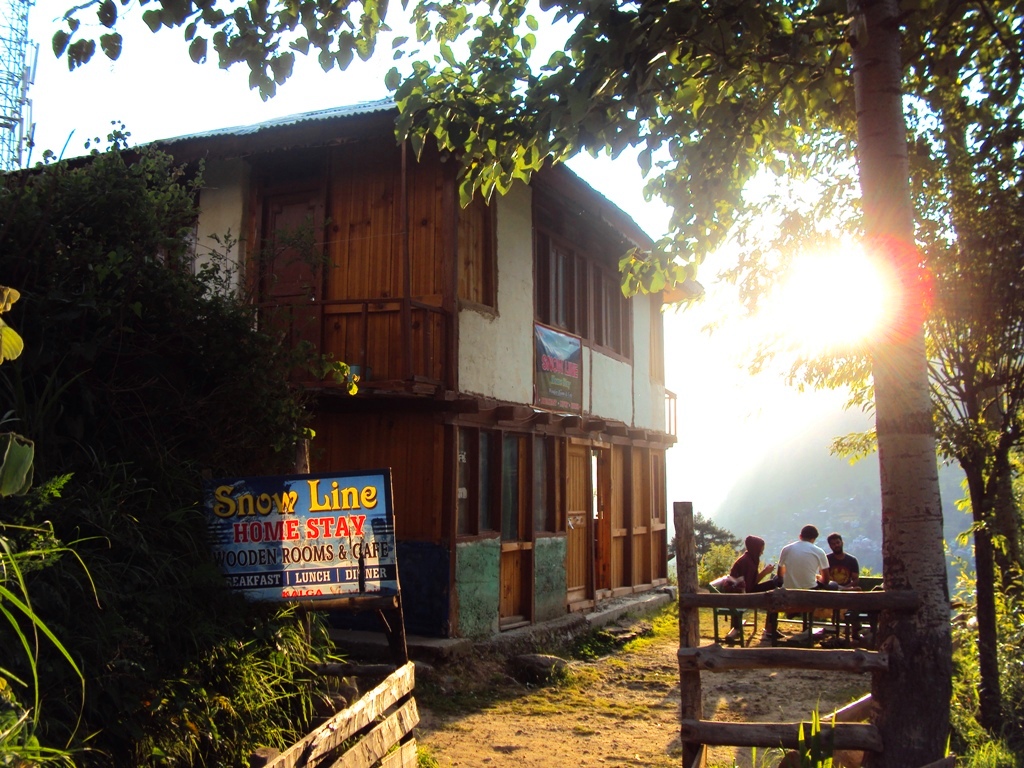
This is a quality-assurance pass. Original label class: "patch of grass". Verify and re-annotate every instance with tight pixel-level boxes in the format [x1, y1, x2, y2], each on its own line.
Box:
[416, 745, 441, 767]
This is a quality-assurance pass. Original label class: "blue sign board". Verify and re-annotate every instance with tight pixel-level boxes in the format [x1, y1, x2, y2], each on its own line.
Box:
[203, 469, 397, 602]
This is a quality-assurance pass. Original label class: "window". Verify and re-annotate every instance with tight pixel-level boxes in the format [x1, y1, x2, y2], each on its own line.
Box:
[650, 298, 665, 384]
[533, 435, 558, 533]
[457, 427, 499, 535]
[535, 231, 630, 356]
[457, 195, 495, 308]
[501, 434, 525, 541]
[457, 428, 558, 538]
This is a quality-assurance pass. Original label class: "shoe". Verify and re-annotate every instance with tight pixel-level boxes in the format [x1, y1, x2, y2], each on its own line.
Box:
[725, 628, 741, 642]
[761, 629, 785, 641]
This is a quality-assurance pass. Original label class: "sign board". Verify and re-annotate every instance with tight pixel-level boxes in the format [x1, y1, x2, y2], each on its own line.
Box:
[534, 322, 583, 413]
[203, 469, 397, 602]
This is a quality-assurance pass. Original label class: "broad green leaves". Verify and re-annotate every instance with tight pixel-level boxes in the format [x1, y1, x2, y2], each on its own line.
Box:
[0, 434, 34, 497]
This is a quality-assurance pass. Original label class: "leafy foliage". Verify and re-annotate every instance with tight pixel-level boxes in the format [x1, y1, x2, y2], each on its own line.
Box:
[697, 542, 740, 588]
[0, 139, 334, 766]
[949, 564, 1024, 765]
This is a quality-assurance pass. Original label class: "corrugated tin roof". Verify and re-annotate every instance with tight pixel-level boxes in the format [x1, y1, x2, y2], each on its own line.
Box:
[155, 98, 396, 146]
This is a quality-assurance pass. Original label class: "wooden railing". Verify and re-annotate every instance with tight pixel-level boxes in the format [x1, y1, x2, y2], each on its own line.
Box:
[259, 296, 449, 389]
[664, 388, 677, 438]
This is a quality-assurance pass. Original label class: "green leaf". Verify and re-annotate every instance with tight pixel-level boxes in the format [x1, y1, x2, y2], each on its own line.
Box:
[97, 0, 117, 28]
[385, 67, 401, 90]
[0, 318, 23, 364]
[52, 30, 70, 58]
[0, 432, 34, 496]
[189, 36, 208, 64]
[142, 9, 163, 32]
[100, 33, 122, 60]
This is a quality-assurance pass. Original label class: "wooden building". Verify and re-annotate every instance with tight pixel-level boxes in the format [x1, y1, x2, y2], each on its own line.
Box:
[160, 99, 676, 638]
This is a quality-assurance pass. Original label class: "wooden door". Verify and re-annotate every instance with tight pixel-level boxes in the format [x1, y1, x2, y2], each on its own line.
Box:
[594, 447, 612, 592]
[499, 434, 532, 629]
[565, 442, 591, 607]
[258, 187, 325, 356]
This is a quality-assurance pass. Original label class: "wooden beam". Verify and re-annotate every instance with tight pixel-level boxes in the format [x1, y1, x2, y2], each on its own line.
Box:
[628, 428, 648, 441]
[561, 415, 582, 429]
[678, 587, 920, 613]
[495, 405, 534, 423]
[604, 423, 629, 437]
[582, 418, 606, 432]
[679, 719, 882, 752]
[677, 645, 888, 673]
[447, 397, 480, 413]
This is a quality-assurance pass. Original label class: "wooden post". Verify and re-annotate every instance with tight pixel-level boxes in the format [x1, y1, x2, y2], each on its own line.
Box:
[675, 501, 702, 767]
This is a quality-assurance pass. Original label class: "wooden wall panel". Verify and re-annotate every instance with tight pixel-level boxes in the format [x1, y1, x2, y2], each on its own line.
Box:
[313, 411, 444, 542]
[406, 157, 446, 298]
[327, 142, 402, 301]
[326, 142, 449, 303]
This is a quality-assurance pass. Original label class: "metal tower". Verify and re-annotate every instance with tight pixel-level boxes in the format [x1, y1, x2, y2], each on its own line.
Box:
[0, 0, 35, 170]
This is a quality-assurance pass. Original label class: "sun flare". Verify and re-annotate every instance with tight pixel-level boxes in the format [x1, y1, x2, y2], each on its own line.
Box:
[759, 244, 891, 355]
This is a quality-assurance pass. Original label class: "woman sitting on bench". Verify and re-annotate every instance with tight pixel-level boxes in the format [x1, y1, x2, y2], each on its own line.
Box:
[726, 535, 779, 642]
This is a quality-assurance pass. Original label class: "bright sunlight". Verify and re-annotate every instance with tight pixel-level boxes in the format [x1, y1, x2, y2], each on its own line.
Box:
[758, 243, 892, 355]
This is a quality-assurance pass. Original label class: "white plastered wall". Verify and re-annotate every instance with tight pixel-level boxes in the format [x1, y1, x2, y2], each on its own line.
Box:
[457, 182, 535, 404]
[458, 181, 667, 432]
[193, 158, 249, 290]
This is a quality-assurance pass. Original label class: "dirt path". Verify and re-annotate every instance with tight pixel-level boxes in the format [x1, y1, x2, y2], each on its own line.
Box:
[414, 615, 871, 767]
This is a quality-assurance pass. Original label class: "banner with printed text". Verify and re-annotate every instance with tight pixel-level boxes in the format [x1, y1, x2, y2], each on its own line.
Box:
[203, 469, 396, 602]
[534, 323, 583, 413]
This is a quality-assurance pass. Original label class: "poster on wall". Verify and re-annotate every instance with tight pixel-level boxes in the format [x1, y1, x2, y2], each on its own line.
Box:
[203, 469, 397, 602]
[534, 323, 583, 413]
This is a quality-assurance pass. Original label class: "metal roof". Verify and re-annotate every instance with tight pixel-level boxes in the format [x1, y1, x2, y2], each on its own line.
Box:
[154, 98, 396, 146]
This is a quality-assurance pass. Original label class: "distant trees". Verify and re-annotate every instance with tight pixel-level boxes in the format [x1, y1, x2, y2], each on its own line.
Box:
[669, 511, 739, 561]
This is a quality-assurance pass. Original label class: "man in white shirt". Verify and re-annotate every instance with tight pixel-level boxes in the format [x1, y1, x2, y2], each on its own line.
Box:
[763, 524, 831, 640]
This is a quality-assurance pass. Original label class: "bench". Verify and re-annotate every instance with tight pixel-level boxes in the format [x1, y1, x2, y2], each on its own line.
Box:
[708, 583, 759, 646]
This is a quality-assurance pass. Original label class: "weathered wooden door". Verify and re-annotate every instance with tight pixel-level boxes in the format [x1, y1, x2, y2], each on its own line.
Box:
[594, 447, 612, 592]
[499, 433, 532, 629]
[258, 185, 325, 355]
[565, 442, 592, 608]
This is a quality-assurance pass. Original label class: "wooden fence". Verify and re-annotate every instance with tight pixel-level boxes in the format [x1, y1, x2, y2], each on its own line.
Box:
[260, 662, 419, 768]
[673, 501, 940, 768]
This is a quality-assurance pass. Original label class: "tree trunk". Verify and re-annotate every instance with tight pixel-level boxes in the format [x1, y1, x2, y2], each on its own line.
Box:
[964, 465, 1004, 730]
[990, 456, 1021, 584]
[850, 1, 953, 764]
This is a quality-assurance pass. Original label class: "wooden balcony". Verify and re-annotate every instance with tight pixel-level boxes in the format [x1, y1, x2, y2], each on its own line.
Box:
[259, 296, 449, 393]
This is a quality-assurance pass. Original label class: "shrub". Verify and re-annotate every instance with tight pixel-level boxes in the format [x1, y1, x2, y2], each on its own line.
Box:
[0, 137, 334, 766]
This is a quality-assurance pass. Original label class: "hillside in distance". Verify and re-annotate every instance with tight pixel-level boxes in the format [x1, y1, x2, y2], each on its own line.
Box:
[711, 409, 971, 578]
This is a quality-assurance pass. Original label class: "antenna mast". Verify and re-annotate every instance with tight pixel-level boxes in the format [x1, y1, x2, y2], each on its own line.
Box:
[0, 0, 36, 170]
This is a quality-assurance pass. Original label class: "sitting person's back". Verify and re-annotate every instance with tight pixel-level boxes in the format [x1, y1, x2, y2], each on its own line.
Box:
[777, 525, 829, 589]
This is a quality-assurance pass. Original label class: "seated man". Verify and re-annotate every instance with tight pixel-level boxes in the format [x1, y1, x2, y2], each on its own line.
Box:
[725, 535, 777, 642]
[826, 532, 860, 590]
[764, 524, 830, 641]
[827, 532, 864, 640]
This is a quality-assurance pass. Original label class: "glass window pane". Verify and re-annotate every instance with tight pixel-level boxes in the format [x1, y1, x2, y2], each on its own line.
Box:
[533, 436, 548, 532]
[502, 434, 521, 541]
[457, 428, 472, 535]
[479, 431, 494, 531]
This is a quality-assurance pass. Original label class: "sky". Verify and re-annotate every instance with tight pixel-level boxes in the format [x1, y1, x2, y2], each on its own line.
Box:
[23, 0, 859, 521]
